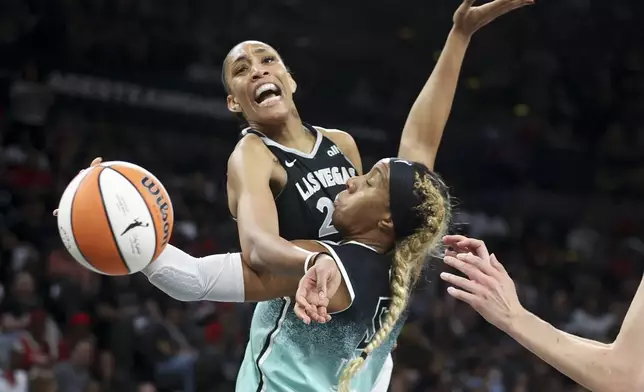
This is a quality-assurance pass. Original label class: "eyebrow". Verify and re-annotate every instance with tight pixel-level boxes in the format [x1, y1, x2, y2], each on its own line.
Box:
[373, 165, 387, 183]
[230, 47, 269, 66]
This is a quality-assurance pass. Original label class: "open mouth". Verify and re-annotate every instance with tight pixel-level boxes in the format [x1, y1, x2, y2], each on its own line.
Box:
[254, 83, 283, 107]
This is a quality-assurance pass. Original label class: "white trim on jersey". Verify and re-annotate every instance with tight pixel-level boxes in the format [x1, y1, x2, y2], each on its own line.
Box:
[323, 240, 379, 254]
[257, 297, 291, 392]
[342, 240, 378, 253]
[371, 353, 394, 392]
[315, 241, 356, 314]
[312, 125, 359, 172]
[241, 126, 323, 159]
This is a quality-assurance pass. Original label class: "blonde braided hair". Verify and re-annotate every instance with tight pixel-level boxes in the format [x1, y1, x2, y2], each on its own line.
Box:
[338, 172, 451, 392]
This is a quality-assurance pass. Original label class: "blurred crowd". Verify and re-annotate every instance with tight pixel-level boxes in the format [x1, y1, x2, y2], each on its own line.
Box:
[1, 0, 644, 391]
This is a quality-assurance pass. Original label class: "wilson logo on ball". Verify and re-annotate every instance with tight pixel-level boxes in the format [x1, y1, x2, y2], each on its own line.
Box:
[141, 176, 171, 246]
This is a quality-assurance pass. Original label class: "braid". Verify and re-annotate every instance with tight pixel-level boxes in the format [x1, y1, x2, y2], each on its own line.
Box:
[337, 172, 451, 391]
[338, 249, 413, 392]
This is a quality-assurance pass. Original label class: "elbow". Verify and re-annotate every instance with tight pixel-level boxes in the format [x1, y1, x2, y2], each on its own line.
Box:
[241, 232, 270, 271]
[603, 349, 644, 392]
[624, 363, 644, 392]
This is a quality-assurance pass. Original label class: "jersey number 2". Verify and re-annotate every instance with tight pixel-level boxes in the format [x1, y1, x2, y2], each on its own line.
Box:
[317, 197, 339, 238]
[356, 297, 391, 350]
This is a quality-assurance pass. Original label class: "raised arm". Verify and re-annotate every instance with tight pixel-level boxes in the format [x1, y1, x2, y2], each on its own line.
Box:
[227, 135, 313, 274]
[398, 0, 532, 170]
[441, 235, 644, 392]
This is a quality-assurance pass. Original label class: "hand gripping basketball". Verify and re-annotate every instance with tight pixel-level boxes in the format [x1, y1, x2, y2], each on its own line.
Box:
[53, 157, 103, 217]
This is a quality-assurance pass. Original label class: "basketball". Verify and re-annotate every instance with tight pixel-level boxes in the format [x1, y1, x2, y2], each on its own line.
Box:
[56, 161, 174, 275]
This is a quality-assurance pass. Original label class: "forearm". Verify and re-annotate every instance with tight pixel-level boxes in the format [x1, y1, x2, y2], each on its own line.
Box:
[399, 28, 470, 163]
[143, 245, 245, 302]
[144, 244, 302, 302]
[508, 310, 634, 392]
[243, 230, 314, 275]
[561, 330, 610, 348]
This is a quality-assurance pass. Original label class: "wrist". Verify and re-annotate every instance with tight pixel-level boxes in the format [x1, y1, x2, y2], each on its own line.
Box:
[449, 26, 473, 43]
[304, 252, 333, 272]
[505, 305, 531, 336]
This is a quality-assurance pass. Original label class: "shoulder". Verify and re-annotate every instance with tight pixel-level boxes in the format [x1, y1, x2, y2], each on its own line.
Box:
[227, 132, 274, 170]
[314, 126, 357, 149]
[318, 241, 388, 283]
[317, 241, 390, 314]
[314, 126, 362, 173]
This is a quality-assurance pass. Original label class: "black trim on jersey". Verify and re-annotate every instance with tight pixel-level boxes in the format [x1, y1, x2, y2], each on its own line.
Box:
[255, 298, 288, 392]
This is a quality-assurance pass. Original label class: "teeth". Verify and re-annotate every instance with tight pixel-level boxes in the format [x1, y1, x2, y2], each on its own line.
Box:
[255, 83, 279, 99]
[258, 95, 282, 107]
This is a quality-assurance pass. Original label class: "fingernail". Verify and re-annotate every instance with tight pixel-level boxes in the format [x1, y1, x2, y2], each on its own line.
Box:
[440, 272, 447, 279]
[457, 253, 466, 260]
[447, 287, 456, 294]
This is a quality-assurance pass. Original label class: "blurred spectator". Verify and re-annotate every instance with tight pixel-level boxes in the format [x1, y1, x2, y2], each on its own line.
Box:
[0, 0, 642, 390]
[18, 309, 59, 370]
[0, 342, 28, 392]
[53, 337, 94, 392]
[1, 273, 41, 333]
[28, 368, 58, 392]
[141, 303, 196, 392]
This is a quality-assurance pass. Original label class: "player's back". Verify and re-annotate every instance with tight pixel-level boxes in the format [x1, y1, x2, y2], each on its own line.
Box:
[237, 241, 404, 392]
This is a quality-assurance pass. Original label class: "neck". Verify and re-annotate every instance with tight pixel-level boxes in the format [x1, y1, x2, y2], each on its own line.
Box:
[343, 232, 393, 254]
[249, 109, 315, 151]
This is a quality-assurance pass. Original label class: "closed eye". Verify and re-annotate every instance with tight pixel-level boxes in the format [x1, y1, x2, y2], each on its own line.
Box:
[233, 65, 248, 76]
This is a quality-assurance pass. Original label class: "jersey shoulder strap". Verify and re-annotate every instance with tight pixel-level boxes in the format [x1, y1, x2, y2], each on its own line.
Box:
[315, 240, 391, 314]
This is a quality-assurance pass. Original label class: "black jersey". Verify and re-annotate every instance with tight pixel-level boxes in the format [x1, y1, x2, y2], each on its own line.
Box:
[240, 123, 357, 243]
[237, 240, 403, 391]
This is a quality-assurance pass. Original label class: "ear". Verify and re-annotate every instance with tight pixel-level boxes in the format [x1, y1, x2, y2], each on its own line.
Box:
[287, 73, 297, 94]
[378, 214, 394, 234]
[226, 95, 242, 113]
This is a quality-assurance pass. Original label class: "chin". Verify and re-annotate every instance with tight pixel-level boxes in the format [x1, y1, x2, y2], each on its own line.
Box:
[254, 104, 290, 124]
[331, 212, 348, 237]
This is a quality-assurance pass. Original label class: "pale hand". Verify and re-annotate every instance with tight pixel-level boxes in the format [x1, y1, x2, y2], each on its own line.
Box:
[453, 0, 535, 37]
[294, 255, 342, 324]
[52, 157, 103, 217]
[441, 235, 524, 332]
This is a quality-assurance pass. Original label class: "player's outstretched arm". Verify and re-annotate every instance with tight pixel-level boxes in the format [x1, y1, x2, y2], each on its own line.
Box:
[143, 237, 344, 305]
[227, 135, 322, 274]
[398, 0, 533, 170]
[440, 235, 644, 392]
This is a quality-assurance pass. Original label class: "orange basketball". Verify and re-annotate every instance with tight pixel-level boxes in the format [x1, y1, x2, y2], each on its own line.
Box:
[57, 161, 174, 275]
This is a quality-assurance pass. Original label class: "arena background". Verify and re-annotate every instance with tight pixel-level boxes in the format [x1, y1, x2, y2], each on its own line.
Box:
[0, 0, 643, 391]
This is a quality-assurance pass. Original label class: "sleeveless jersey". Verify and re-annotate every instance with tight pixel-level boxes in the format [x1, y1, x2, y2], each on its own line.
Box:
[236, 241, 405, 392]
[239, 123, 357, 243]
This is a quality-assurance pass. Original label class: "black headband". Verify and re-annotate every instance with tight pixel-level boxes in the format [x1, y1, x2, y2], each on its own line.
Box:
[388, 158, 433, 240]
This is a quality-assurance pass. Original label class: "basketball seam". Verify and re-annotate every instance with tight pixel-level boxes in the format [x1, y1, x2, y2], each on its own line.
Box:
[99, 168, 131, 273]
[107, 167, 159, 264]
[69, 170, 94, 271]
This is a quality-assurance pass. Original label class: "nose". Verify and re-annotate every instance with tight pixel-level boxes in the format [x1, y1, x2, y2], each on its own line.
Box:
[346, 177, 357, 193]
[251, 65, 269, 80]
[346, 176, 363, 193]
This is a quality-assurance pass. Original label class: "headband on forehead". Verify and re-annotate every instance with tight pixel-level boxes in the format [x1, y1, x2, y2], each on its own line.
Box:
[388, 158, 432, 240]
